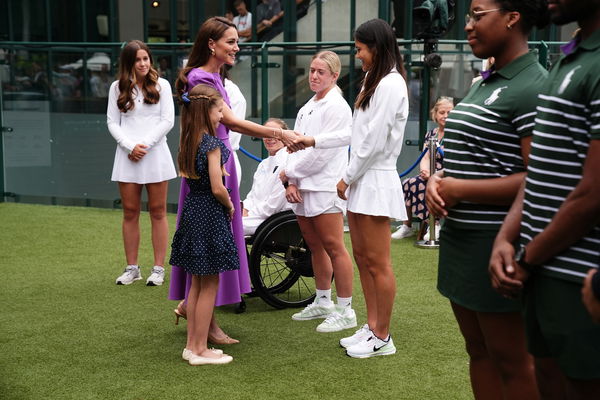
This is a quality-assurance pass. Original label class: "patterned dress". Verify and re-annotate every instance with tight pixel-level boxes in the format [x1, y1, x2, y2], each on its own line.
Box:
[169, 134, 239, 276]
[402, 128, 443, 220]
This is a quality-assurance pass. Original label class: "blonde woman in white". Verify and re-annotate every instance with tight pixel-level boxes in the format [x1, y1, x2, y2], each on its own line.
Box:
[279, 51, 356, 334]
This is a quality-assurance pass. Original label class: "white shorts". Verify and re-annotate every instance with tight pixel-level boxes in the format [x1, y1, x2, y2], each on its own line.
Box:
[291, 190, 346, 218]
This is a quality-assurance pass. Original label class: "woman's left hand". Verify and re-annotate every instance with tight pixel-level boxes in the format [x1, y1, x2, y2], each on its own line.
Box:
[336, 179, 348, 200]
[281, 130, 305, 152]
[582, 269, 600, 323]
[286, 184, 302, 203]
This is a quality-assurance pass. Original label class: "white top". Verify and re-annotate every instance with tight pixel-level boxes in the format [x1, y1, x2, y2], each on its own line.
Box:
[314, 70, 409, 219]
[224, 78, 246, 151]
[107, 77, 177, 183]
[233, 12, 252, 43]
[285, 87, 351, 192]
[243, 148, 290, 218]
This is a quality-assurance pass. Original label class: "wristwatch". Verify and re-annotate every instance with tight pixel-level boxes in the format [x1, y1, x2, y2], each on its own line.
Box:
[515, 245, 538, 273]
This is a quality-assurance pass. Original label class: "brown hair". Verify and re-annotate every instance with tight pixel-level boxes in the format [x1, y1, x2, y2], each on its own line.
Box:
[175, 17, 236, 99]
[116, 40, 160, 113]
[178, 84, 223, 179]
[265, 118, 289, 130]
[353, 19, 406, 111]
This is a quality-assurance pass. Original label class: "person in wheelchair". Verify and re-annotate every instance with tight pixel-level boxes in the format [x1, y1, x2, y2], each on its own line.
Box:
[242, 118, 291, 236]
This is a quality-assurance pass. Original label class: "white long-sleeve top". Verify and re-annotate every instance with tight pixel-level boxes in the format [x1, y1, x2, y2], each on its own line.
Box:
[285, 87, 352, 191]
[243, 148, 290, 218]
[107, 77, 176, 183]
[314, 70, 408, 186]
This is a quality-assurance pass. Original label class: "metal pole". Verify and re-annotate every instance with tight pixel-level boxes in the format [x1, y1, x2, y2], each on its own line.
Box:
[415, 135, 439, 249]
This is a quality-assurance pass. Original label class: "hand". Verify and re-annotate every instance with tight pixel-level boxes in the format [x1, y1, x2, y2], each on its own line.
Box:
[582, 269, 600, 323]
[285, 184, 302, 203]
[127, 154, 139, 162]
[281, 130, 306, 152]
[226, 204, 235, 220]
[425, 172, 447, 217]
[130, 144, 148, 161]
[262, 19, 272, 27]
[337, 179, 348, 200]
[242, 208, 248, 217]
[489, 238, 527, 298]
[419, 169, 430, 180]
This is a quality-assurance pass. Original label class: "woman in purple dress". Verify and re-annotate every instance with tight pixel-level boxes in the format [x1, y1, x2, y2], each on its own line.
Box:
[170, 16, 298, 343]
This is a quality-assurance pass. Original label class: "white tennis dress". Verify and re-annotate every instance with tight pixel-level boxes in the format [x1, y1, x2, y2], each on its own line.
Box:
[107, 77, 177, 184]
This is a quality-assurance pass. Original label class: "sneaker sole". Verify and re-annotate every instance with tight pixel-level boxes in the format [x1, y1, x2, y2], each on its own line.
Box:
[316, 321, 357, 333]
[116, 277, 142, 285]
[146, 280, 164, 286]
[346, 346, 397, 358]
[291, 314, 332, 321]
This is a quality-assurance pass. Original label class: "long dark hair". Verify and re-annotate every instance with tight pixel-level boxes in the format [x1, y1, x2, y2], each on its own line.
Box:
[178, 84, 223, 179]
[493, 0, 550, 34]
[116, 40, 160, 113]
[175, 17, 236, 99]
[354, 19, 406, 111]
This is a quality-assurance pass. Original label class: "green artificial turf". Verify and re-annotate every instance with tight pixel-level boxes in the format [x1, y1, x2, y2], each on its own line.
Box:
[0, 203, 470, 400]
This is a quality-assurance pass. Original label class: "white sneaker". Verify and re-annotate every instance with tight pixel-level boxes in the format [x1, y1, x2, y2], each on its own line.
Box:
[115, 265, 142, 285]
[391, 225, 414, 240]
[316, 307, 357, 333]
[423, 224, 441, 241]
[291, 301, 335, 321]
[346, 334, 396, 358]
[339, 324, 372, 348]
[146, 266, 165, 286]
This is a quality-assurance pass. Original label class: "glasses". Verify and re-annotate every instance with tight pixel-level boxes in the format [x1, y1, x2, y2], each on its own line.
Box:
[465, 8, 503, 25]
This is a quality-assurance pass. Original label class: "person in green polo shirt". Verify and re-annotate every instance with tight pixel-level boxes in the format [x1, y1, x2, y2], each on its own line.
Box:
[489, 0, 600, 397]
[426, 0, 550, 398]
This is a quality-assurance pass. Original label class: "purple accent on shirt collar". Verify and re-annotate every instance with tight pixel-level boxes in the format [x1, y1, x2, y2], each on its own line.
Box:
[480, 65, 495, 81]
[561, 36, 580, 56]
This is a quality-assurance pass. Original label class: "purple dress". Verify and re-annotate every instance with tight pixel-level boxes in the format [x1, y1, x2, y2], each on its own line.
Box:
[168, 68, 251, 306]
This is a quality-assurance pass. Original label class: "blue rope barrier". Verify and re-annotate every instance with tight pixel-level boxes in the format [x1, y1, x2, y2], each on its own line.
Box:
[239, 145, 263, 162]
[399, 148, 428, 178]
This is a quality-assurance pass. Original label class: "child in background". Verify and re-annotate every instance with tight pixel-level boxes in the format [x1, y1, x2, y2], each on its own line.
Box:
[169, 84, 238, 366]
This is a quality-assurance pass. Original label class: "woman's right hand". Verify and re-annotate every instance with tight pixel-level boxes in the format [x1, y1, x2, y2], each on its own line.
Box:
[280, 130, 306, 152]
[287, 134, 314, 153]
[425, 171, 447, 217]
[285, 184, 303, 203]
[130, 144, 148, 161]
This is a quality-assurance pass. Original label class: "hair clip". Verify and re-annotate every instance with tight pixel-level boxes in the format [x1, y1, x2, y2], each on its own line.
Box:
[182, 92, 190, 104]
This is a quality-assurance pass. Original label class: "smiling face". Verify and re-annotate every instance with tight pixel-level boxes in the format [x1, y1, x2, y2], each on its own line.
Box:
[262, 121, 285, 156]
[134, 49, 151, 82]
[308, 58, 338, 97]
[355, 40, 374, 72]
[210, 27, 239, 66]
[208, 99, 224, 131]
[465, 0, 510, 60]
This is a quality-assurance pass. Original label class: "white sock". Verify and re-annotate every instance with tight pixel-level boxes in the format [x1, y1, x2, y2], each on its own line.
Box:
[315, 289, 332, 305]
[337, 296, 352, 309]
[127, 264, 139, 269]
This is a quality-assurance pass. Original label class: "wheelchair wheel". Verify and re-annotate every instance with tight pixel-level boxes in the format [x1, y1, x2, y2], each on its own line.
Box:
[249, 211, 315, 309]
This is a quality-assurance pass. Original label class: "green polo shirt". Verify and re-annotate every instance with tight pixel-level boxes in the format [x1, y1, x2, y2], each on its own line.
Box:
[520, 29, 600, 284]
[443, 51, 548, 230]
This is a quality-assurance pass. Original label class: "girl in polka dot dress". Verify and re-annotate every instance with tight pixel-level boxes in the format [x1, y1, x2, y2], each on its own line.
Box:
[169, 84, 239, 365]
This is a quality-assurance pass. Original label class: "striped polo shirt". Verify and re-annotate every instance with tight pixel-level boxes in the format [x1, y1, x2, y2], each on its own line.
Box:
[443, 51, 548, 230]
[519, 29, 600, 284]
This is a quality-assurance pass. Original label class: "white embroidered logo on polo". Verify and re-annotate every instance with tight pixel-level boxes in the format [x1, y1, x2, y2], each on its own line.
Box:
[484, 86, 508, 106]
[558, 65, 582, 95]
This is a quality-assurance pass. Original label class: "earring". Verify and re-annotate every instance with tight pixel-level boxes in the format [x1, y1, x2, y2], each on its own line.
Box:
[507, 24, 513, 29]
[210, 48, 215, 55]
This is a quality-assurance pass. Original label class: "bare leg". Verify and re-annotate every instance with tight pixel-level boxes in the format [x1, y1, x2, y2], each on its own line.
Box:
[535, 358, 567, 400]
[146, 181, 169, 266]
[297, 216, 333, 291]
[310, 212, 353, 298]
[189, 274, 221, 358]
[348, 211, 395, 338]
[118, 182, 142, 265]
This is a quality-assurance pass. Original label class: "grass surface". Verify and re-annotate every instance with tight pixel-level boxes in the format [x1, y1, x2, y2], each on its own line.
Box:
[0, 203, 470, 400]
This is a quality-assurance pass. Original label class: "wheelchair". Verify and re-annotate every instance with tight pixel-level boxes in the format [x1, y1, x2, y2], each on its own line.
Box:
[246, 210, 316, 309]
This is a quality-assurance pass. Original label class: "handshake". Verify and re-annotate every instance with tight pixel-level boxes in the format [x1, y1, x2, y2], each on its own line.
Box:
[276, 130, 315, 153]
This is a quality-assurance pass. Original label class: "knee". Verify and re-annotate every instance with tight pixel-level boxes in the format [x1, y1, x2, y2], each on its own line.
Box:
[464, 337, 490, 362]
[122, 205, 140, 222]
[148, 203, 167, 220]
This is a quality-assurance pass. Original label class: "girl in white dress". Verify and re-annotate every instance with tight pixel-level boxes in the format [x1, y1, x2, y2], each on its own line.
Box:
[294, 19, 409, 358]
[279, 51, 356, 334]
[107, 40, 177, 286]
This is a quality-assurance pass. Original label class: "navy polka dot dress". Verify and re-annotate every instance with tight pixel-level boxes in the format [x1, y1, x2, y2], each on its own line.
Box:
[169, 134, 240, 276]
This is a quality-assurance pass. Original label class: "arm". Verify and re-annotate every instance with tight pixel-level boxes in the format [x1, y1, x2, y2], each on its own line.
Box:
[208, 148, 235, 218]
[419, 147, 431, 180]
[106, 82, 137, 152]
[141, 79, 175, 149]
[582, 269, 600, 323]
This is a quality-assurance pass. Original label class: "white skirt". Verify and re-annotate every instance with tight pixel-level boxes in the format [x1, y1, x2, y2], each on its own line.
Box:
[292, 190, 346, 218]
[111, 140, 177, 184]
[346, 169, 407, 221]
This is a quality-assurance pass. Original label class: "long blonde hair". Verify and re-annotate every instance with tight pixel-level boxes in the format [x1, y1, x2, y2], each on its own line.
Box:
[178, 84, 222, 179]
